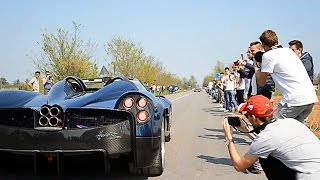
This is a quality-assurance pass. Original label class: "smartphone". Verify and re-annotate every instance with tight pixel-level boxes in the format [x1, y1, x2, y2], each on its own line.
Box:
[227, 116, 241, 126]
[240, 53, 244, 61]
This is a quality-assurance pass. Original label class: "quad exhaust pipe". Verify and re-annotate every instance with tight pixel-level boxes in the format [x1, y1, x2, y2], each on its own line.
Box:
[39, 105, 63, 127]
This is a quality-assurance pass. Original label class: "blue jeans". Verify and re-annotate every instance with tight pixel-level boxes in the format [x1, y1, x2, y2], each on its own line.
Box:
[211, 89, 217, 99]
[225, 90, 238, 111]
[223, 90, 227, 108]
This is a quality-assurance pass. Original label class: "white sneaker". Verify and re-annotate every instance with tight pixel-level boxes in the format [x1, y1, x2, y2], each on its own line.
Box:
[219, 108, 225, 111]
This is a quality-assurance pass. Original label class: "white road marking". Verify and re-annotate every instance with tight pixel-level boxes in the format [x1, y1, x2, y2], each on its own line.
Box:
[171, 93, 192, 102]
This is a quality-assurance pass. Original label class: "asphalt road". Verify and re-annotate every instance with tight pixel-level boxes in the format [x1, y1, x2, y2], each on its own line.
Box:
[0, 91, 267, 180]
[149, 91, 267, 180]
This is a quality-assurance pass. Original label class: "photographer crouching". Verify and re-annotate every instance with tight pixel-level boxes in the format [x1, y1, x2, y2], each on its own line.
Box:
[222, 95, 320, 179]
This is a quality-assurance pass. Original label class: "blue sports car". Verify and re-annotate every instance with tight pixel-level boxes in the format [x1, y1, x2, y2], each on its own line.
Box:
[0, 76, 172, 176]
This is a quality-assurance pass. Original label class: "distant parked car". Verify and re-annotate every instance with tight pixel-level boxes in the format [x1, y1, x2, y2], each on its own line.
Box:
[167, 85, 179, 94]
[194, 87, 202, 92]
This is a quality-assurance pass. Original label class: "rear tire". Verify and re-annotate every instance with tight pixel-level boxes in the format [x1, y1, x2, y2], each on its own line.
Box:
[130, 120, 165, 176]
[165, 111, 172, 142]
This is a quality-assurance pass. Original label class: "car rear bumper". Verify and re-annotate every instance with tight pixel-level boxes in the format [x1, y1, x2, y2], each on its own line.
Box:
[0, 120, 132, 155]
[0, 121, 162, 169]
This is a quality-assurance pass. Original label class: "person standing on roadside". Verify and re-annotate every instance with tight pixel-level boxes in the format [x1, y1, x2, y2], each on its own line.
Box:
[160, 84, 165, 95]
[28, 71, 40, 92]
[224, 68, 238, 112]
[236, 42, 275, 99]
[217, 73, 225, 108]
[234, 71, 245, 104]
[288, 40, 314, 82]
[42, 70, 54, 95]
[255, 30, 318, 123]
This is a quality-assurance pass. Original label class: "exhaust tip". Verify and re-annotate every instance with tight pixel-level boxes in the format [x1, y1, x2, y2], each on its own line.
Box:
[49, 117, 62, 127]
[39, 116, 49, 126]
[40, 106, 50, 116]
[50, 106, 61, 117]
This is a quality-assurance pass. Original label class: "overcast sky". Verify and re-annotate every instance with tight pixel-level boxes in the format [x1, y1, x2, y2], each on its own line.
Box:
[1, 0, 320, 83]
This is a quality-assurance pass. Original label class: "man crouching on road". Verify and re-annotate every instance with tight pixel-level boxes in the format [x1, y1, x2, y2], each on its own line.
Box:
[222, 95, 320, 179]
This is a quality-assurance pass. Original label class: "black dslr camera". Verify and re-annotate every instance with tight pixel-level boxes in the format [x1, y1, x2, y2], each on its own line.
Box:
[227, 116, 241, 126]
[254, 51, 264, 63]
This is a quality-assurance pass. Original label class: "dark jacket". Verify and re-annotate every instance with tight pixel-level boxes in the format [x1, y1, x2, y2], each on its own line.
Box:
[238, 63, 275, 96]
[238, 63, 255, 79]
[300, 52, 314, 82]
[238, 63, 254, 96]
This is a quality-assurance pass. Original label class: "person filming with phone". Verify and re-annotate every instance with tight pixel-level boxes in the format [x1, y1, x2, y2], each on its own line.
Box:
[42, 70, 54, 95]
[222, 95, 320, 179]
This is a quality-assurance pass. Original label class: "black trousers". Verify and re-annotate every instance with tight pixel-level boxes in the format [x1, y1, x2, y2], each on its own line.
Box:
[257, 90, 273, 100]
[259, 156, 296, 180]
[236, 90, 244, 104]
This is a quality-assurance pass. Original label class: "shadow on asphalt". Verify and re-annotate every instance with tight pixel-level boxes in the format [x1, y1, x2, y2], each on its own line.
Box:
[200, 128, 250, 146]
[0, 155, 148, 180]
[197, 155, 233, 166]
[202, 107, 230, 117]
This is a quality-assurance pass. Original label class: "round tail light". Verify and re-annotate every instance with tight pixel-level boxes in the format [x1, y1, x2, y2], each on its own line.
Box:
[123, 97, 134, 109]
[137, 97, 148, 109]
[137, 111, 149, 123]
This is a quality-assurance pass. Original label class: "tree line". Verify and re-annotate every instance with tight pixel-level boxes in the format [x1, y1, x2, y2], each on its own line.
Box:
[1, 22, 198, 91]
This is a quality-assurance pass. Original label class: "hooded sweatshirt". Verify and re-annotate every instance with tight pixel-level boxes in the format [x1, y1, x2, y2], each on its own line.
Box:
[300, 52, 314, 82]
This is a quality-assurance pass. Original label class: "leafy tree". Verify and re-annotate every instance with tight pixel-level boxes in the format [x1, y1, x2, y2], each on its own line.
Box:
[11, 79, 29, 90]
[105, 37, 145, 78]
[0, 77, 9, 85]
[181, 77, 188, 90]
[33, 22, 99, 81]
[13, 79, 20, 86]
[188, 75, 197, 88]
[202, 74, 214, 87]
[214, 60, 225, 74]
[202, 60, 225, 87]
[105, 37, 182, 87]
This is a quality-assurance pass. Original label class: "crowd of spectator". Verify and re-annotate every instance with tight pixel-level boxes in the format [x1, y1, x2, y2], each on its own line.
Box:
[219, 29, 319, 179]
[143, 82, 179, 95]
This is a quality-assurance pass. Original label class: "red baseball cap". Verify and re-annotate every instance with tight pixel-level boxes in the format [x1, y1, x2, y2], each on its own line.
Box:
[238, 95, 277, 118]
